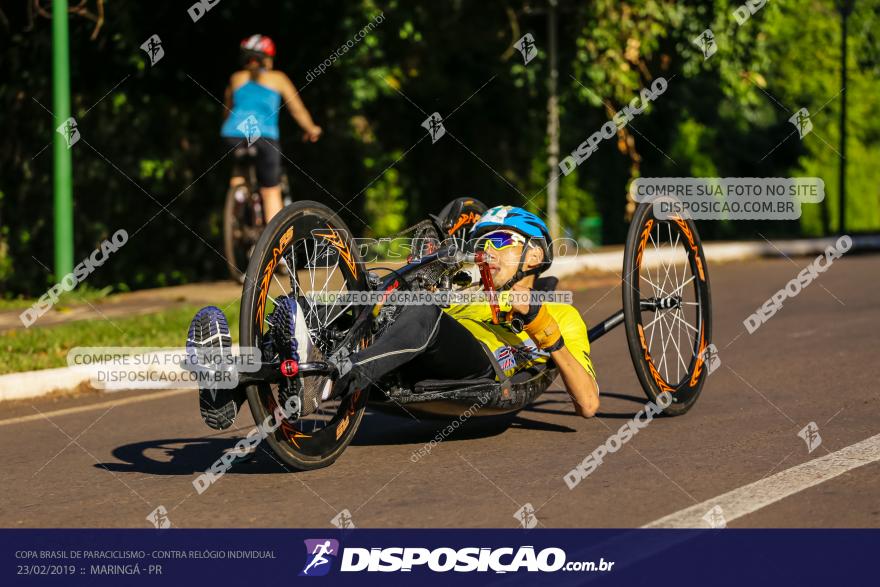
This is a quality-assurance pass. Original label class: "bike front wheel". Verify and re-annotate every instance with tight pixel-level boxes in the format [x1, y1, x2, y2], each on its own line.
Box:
[239, 200, 370, 470]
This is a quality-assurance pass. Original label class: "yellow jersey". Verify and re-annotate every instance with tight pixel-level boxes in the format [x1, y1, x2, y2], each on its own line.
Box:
[443, 297, 596, 380]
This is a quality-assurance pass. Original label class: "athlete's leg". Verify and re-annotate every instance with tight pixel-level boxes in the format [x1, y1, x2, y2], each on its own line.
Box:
[256, 138, 283, 223]
[260, 186, 283, 222]
[333, 304, 493, 395]
[224, 136, 247, 189]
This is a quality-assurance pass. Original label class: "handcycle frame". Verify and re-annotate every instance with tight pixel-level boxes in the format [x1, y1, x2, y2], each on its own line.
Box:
[237, 242, 677, 415]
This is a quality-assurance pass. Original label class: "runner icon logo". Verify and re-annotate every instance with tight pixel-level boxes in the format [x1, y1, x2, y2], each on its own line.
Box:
[789, 108, 813, 139]
[237, 115, 262, 146]
[514, 503, 538, 529]
[515, 33, 538, 65]
[702, 505, 727, 529]
[140, 34, 164, 66]
[300, 539, 340, 577]
[331, 509, 356, 529]
[693, 29, 717, 60]
[421, 112, 446, 143]
[798, 421, 822, 453]
[699, 343, 721, 375]
[56, 117, 80, 149]
[146, 505, 172, 529]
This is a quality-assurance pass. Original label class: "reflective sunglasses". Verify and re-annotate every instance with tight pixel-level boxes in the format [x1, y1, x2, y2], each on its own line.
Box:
[480, 230, 526, 252]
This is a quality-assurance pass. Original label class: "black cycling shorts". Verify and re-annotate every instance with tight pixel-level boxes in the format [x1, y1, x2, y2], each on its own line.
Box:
[223, 136, 282, 188]
[338, 304, 496, 395]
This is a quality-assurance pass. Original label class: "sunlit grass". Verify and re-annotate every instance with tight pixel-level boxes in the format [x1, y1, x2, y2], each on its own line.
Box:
[0, 300, 240, 374]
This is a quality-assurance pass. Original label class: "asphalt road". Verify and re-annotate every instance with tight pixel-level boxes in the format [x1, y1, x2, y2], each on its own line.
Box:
[1, 253, 878, 529]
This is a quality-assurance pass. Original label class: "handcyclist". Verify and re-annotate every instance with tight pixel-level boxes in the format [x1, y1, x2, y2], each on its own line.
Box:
[333, 206, 600, 418]
[221, 34, 322, 223]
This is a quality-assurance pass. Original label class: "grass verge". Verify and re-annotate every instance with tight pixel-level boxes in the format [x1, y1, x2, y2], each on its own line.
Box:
[0, 300, 240, 375]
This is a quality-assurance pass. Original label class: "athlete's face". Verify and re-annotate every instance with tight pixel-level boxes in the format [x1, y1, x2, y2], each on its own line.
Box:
[484, 242, 543, 288]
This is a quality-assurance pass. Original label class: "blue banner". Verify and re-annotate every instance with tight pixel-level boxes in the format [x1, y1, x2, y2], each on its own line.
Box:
[2, 529, 876, 585]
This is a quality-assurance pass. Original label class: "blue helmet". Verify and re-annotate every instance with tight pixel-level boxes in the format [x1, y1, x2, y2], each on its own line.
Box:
[470, 205, 553, 271]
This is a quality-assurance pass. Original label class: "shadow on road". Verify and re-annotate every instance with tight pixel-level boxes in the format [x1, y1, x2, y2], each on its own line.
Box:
[95, 435, 360, 476]
[351, 407, 576, 447]
[521, 388, 650, 420]
[96, 436, 244, 476]
[592, 390, 653, 419]
[94, 389, 652, 476]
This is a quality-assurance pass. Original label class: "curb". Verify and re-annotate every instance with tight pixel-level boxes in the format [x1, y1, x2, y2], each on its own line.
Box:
[546, 234, 878, 278]
[3, 234, 877, 402]
[0, 347, 244, 403]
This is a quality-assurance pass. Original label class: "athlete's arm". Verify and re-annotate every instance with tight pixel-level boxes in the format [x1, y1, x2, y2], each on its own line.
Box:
[550, 346, 600, 418]
[277, 73, 322, 142]
[511, 284, 599, 418]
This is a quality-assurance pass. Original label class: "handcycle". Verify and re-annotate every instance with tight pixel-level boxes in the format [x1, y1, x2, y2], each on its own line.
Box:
[189, 196, 712, 470]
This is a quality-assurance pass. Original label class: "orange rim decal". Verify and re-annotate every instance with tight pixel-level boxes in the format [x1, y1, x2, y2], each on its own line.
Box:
[670, 217, 705, 282]
[280, 420, 311, 448]
[313, 226, 358, 278]
[256, 247, 282, 328]
[349, 389, 362, 412]
[336, 389, 362, 440]
[255, 226, 296, 329]
[637, 323, 675, 393]
[279, 226, 294, 250]
[448, 211, 481, 235]
[690, 323, 706, 388]
[265, 394, 312, 447]
[636, 219, 654, 269]
[335, 414, 350, 440]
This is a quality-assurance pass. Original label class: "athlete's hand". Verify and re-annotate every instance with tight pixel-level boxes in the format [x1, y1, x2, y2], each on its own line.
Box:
[303, 126, 322, 143]
[510, 283, 532, 316]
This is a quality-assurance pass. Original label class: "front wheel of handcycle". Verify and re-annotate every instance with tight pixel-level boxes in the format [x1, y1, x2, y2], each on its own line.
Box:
[239, 200, 370, 470]
[622, 202, 712, 416]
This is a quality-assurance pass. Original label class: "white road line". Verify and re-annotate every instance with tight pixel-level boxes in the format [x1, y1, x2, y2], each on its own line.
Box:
[0, 389, 191, 428]
[642, 432, 880, 528]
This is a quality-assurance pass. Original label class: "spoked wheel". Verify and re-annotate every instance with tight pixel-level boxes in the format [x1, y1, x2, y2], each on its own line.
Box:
[622, 203, 712, 416]
[239, 200, 369, 470]
[223, 182, 261, 284]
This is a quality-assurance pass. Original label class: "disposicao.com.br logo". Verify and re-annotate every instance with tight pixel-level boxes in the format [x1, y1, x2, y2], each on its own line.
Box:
[300, 541, 614, 575]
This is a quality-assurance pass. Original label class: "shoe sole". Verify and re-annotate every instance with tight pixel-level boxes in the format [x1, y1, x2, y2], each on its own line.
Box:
[187, 306, 238, 430]
[269, 295, 323, 417]
[269, 296, 300, 362]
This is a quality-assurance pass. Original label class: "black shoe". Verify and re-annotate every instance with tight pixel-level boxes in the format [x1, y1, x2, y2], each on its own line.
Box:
[186, 306, 243, 430]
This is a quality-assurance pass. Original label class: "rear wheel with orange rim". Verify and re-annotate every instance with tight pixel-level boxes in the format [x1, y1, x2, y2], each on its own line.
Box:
[622, 202, 712, 416]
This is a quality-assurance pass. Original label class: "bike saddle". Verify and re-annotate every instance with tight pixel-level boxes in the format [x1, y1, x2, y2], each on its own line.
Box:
[233, 144, 259, 159]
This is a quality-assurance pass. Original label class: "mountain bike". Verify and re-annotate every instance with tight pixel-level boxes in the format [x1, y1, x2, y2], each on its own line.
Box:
[223, 144, 291, 283]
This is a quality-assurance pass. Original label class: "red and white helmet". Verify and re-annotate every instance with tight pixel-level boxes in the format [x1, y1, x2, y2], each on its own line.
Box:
[240, 34, 276, 58]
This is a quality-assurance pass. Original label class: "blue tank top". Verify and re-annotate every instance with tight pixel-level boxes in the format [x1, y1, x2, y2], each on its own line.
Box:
[220, 80, 281, 140]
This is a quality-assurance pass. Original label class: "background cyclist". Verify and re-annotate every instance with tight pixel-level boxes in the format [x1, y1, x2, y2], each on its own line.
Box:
[221, 34, 322, 223]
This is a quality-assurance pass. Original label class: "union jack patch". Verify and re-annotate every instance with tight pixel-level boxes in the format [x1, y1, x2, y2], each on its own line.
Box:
[495, 346, 516, 371]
